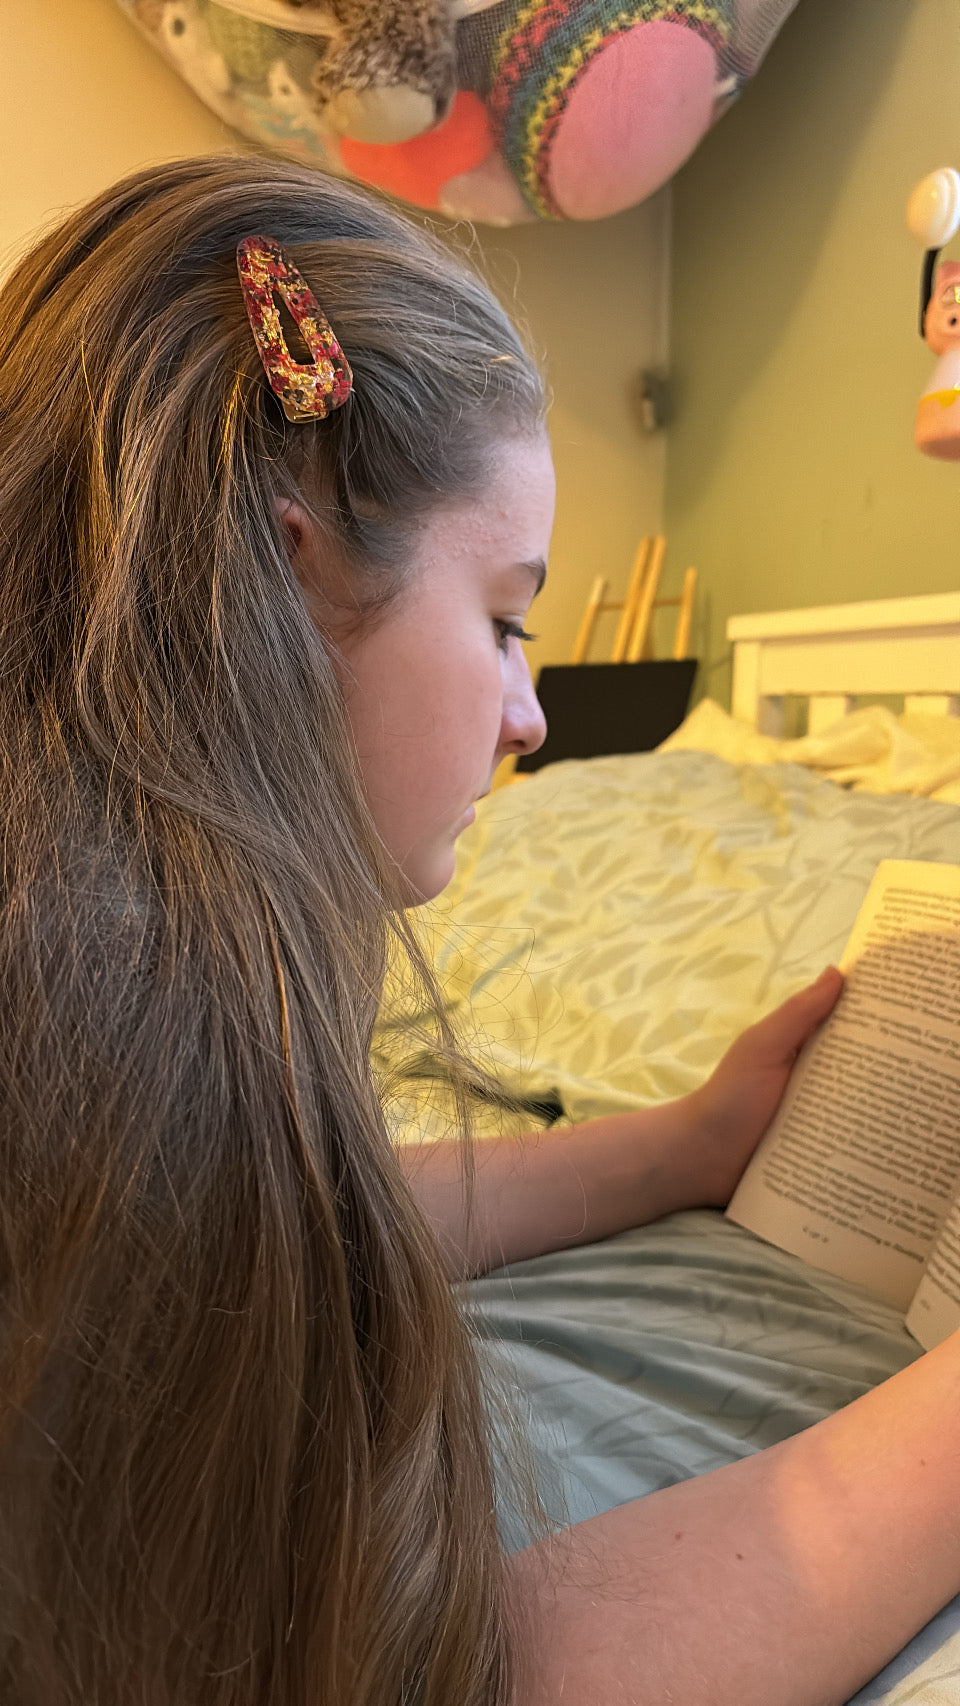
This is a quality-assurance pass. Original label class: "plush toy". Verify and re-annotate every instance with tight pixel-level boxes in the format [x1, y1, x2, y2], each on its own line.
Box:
[118, 0, 799, 224]
[908, 169, 960, 459]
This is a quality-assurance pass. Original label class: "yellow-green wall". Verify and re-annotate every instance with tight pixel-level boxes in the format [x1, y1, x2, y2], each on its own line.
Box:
[0, 0, 233, 259]
[1, 0, 669, 684]
[666, 0, 960, 708]
[477, 207, 668, 677]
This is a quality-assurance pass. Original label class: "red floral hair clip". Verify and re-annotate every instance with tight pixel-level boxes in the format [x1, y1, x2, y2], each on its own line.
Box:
[236, 235, 353, 424]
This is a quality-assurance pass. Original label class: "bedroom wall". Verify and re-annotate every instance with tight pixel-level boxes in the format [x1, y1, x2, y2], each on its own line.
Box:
[1, 0, 670, 681]
[664, 0, 960, 708]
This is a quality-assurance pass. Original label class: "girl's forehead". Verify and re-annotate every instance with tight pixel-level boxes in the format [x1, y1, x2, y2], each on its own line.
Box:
[415, 436, 555, 555]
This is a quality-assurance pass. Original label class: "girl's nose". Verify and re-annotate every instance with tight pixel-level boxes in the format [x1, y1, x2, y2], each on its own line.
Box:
[500, 656, 547, 758]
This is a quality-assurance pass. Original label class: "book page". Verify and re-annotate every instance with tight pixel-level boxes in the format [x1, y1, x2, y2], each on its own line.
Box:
[727, 860, 960, 1309]
[907, 1196, 960, 1349]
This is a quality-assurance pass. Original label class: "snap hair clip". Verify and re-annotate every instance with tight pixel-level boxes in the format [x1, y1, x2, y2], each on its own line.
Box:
[236, 235, 353, 423]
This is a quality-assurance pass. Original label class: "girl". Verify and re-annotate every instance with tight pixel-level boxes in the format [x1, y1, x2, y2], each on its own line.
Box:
[0, 152, 956, 1706]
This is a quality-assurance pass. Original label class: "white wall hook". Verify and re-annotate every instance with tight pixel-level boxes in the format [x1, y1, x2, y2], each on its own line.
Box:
[907, 168, 960, 248]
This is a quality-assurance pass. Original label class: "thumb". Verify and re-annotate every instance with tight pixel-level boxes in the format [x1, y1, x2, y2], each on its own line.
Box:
[745, 966, 844, 1067]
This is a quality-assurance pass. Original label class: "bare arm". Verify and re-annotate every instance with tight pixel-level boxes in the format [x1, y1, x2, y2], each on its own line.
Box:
[399, 1096, 709, 1278]
[399, 970, 842, 1278]
[511, 1327, 960, 1705]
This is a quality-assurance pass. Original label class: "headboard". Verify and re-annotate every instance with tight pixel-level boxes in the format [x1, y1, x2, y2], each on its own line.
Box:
[727, 592, 960, 736]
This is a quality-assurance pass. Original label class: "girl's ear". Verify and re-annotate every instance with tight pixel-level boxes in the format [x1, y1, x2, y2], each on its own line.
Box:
[274, 496, 331, 632]
[274, 497, 358, 634]
[275, 497, 310, 584]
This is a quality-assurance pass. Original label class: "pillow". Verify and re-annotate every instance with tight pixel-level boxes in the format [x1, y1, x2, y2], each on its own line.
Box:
[661, 699, 960, 802]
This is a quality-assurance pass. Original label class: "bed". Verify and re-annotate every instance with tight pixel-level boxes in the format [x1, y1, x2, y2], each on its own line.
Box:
[374, 591, 960, 1705]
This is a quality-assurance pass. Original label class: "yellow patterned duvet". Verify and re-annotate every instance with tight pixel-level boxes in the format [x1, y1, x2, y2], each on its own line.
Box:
[377, 746, 960, 1134]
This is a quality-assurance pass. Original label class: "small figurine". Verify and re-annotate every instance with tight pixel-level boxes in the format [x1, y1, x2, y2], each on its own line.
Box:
[907, 167, 960, 459]
[917, 263, 960, 460]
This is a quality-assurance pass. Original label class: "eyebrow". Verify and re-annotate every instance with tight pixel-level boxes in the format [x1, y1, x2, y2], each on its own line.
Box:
[518, 558, 547, 596]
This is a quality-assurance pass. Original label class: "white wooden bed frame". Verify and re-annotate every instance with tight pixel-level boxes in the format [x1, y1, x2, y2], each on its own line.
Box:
[727, 591, 960, 735]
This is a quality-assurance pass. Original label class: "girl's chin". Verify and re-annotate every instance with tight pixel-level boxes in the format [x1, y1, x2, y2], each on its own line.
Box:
[400, 847, 459, 908]
[399, 810, 479, 906]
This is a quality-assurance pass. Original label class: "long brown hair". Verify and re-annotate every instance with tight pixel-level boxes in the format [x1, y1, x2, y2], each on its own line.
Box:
[0, 155, 544, 1705]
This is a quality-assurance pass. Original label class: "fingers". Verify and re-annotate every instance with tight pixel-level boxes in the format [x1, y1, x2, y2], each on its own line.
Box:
[795, 963, 844, 1015]
[745, 966, 844, 1066]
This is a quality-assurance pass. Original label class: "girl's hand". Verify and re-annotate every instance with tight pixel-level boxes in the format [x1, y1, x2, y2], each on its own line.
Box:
[403, 968, 844, 1274]
[686, 966, 844, 1208]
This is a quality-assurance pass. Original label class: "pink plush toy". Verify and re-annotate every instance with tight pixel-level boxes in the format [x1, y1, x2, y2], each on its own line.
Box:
[118, 0, 800, 225]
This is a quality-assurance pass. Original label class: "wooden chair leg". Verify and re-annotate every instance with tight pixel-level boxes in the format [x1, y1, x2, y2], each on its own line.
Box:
[672, 566, 697, 660]
[626, 536, 666, 662]
[571, 575, 608, 665]
[611, 538, 651, 663]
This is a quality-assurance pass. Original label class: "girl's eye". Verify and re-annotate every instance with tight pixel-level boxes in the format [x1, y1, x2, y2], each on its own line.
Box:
[494, 619, 537, 653]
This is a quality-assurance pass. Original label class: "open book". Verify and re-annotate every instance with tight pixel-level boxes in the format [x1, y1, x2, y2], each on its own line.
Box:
[727, 860, 960, 1350]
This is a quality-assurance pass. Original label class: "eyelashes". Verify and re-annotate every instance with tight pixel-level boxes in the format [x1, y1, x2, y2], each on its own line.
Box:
[495, 619, 538, 652]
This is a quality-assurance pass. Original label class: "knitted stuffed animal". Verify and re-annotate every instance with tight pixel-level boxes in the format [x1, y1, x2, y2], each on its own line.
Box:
[119, 0, 799, 223]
